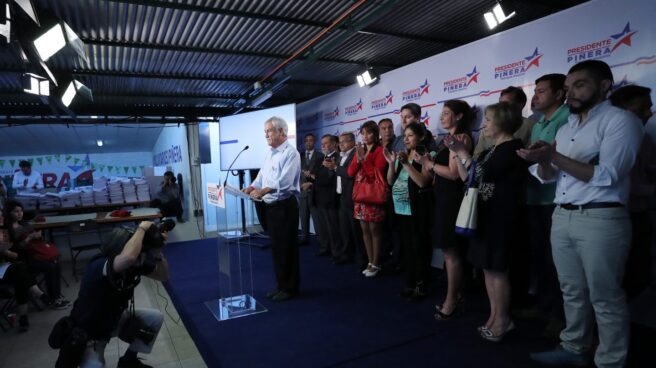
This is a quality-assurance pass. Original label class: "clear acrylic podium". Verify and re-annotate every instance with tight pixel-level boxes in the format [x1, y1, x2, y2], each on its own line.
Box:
[205, 184, 267, 321]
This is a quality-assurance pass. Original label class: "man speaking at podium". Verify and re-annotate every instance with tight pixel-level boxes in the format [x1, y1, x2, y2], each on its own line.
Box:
[243, 117, 302, 302]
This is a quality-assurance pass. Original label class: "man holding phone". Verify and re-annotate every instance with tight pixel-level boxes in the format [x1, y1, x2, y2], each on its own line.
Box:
[312, 135, 341, 259]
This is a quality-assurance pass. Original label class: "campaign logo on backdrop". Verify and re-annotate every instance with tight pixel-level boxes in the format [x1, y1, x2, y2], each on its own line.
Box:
[324, 106, 340, 121]
[420, 111, 431, 127]
[371, 91, 394, 110]
[345, 98, 364, 116]
[402, 79, 430, 102]
[567, 22, 637, 64]
[443, 67, 480, 93]
[494, 47, 543, 80]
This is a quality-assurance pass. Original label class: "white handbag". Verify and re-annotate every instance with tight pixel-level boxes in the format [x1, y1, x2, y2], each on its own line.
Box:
[455, 161, 478, 236]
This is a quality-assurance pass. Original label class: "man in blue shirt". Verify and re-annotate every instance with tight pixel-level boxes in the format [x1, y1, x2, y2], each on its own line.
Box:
[244, 116, 302, 302]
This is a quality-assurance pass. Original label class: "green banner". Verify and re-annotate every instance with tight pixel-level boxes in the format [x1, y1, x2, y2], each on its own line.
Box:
[36, 157, 43, 165]
[0, 160, 4, 168]
[46, 156, 52, 164]
[108, 165, 113, 172]
[123, 167, 129, 174]
[131, 167, 137, 174]
[27, 158, 34, 165]
[9, 160, 16, 167]
[91, 164, 96, 170]
[99, 164, 105, 172]
[55, 154, 61, 162]
[65, 155, 72, 163]
[74, 158, 80, 165]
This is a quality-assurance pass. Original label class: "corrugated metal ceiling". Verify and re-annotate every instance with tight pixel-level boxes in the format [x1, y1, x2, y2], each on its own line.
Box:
[0, 0, 589, 119]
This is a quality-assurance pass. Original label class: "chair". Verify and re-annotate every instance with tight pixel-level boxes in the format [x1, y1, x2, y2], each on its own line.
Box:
[67, 220, 103, 280]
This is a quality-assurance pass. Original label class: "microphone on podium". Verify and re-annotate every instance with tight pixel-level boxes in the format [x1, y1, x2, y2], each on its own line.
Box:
[223, 145, 249, 187]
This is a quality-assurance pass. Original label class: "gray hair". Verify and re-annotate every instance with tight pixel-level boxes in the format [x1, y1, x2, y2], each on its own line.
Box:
[266, 116, 288, 136]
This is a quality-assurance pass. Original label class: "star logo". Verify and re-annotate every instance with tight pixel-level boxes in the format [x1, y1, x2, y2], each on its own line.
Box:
[610, 22, 637, 53]
[355, 99, 363, 111]
[385, 90, 394, 105]
[466, 66, 480, 85]
[333, 106, 339, 116]
[419, 79, 430, 95]
[524, 47, 543, 70]
[421, 112, 430, 127]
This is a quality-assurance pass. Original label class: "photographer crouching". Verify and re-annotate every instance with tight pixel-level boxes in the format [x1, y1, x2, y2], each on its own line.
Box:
[57, 220, 174, 368]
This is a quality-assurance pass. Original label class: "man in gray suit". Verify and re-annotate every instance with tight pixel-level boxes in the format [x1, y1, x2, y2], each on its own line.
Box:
[299, 133, 323, 245]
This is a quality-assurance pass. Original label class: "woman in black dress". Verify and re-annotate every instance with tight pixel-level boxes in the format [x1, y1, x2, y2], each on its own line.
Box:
[447, 101, 525, 342]
[417, 100, 474, 318]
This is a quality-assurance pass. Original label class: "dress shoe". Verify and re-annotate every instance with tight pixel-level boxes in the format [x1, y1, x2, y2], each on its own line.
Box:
[266, 290, 280, 299]
[364, 265, 380, 277]
[530, 347, 590, 367]
[272, 291, 295, 302]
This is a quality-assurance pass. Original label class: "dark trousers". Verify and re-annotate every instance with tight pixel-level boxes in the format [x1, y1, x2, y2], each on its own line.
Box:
[314, 206, 340, 255]
[624, 211, 653, 300]
[2, 262, 36, 304]
[528, 204, 562, 318]
[265, 197, 300, 293]
[382, 200, 401, 267]
[510, 205, 532, 307]
[397, 215, 431, 288]
[29, 259, 61, 298]
[338, 197, 364, 263]
[299, 192, 317, 239]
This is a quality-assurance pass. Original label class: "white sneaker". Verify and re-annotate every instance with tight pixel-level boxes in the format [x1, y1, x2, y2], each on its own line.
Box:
[362, 263, 373, 275]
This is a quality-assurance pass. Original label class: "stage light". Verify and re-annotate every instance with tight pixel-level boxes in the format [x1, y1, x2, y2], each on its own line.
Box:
[96, 139, 103, 147]
[22, 73, 49, 96]
[32, 17, 87, 62]
[61, 80, 93, 107]
[1, 3, 10, 43]
[356, 69, 377, 87]
[251, 90, 273, 107]
[13, 0, 39, 25]
[484, 1, 516, 30]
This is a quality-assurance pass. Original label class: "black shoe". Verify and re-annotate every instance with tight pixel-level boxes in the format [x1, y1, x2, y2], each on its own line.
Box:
[266, 290, 280, 299]
[118, 356, 153, 368]
[272, 291, 295, 302]
[18, 315, 29, 333]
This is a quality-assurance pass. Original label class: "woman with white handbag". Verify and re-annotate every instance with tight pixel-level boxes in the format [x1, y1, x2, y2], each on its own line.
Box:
[446, 101, 526, 342]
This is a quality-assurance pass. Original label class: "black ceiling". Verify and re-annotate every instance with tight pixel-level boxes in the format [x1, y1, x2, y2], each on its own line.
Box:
[0, 0, 588, 121]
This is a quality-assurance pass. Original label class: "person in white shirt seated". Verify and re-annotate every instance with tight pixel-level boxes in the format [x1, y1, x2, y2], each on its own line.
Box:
[12, 161, 44, 193]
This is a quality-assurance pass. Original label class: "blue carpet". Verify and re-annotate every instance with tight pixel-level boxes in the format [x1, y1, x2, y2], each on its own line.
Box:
[162, 237, 562, 368]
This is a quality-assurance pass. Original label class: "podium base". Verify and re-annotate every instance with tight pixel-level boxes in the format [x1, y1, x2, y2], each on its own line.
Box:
[218, 230, 250, 240]
[205, 294, 267, 321]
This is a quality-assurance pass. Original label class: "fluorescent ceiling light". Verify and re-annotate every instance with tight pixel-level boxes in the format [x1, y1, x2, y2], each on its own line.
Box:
[356, 75, 365, 87]
[362, 70, 377, 85]
[484, 12, 497, 29]
[61, 82, 77, 106]
[251, 90, 273, 107]
[96, 139, 103, 147]
[0, 4, 10, 43]
[33, 24, 66, 61]
[493, 3, 515, 23]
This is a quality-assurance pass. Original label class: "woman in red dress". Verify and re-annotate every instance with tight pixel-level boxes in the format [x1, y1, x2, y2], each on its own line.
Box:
[348, 121, 388, 277]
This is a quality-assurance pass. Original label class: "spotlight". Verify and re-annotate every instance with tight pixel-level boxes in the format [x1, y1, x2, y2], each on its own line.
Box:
[356, 69, 377, 87]
[96, 139, 103, 147]
[60, 80, 93, 107]
[13, 0, 39, 25]
[21, 73, 49, 96]
[1, 3, 10, 43]
[32, 16, 87, 62]
[484, 1, 516, 30]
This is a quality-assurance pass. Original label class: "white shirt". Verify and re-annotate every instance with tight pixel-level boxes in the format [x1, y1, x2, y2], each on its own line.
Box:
[305, 150, 315, 162]
[336, 147, 355, 194]
[252, 140, 301, 204]
[529, 100, 644, 205]
[12, 170, 44, 192]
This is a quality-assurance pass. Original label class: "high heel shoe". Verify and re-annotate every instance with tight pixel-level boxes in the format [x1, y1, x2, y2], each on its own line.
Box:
[480, 320, 515, 342]
[434, 296, 464, 320]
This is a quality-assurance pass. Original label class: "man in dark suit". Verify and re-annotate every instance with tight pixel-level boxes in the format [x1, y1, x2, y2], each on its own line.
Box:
[299, 133, 323, 245]
[331, 132, 365, 266]
[312, 134, 340, 257]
